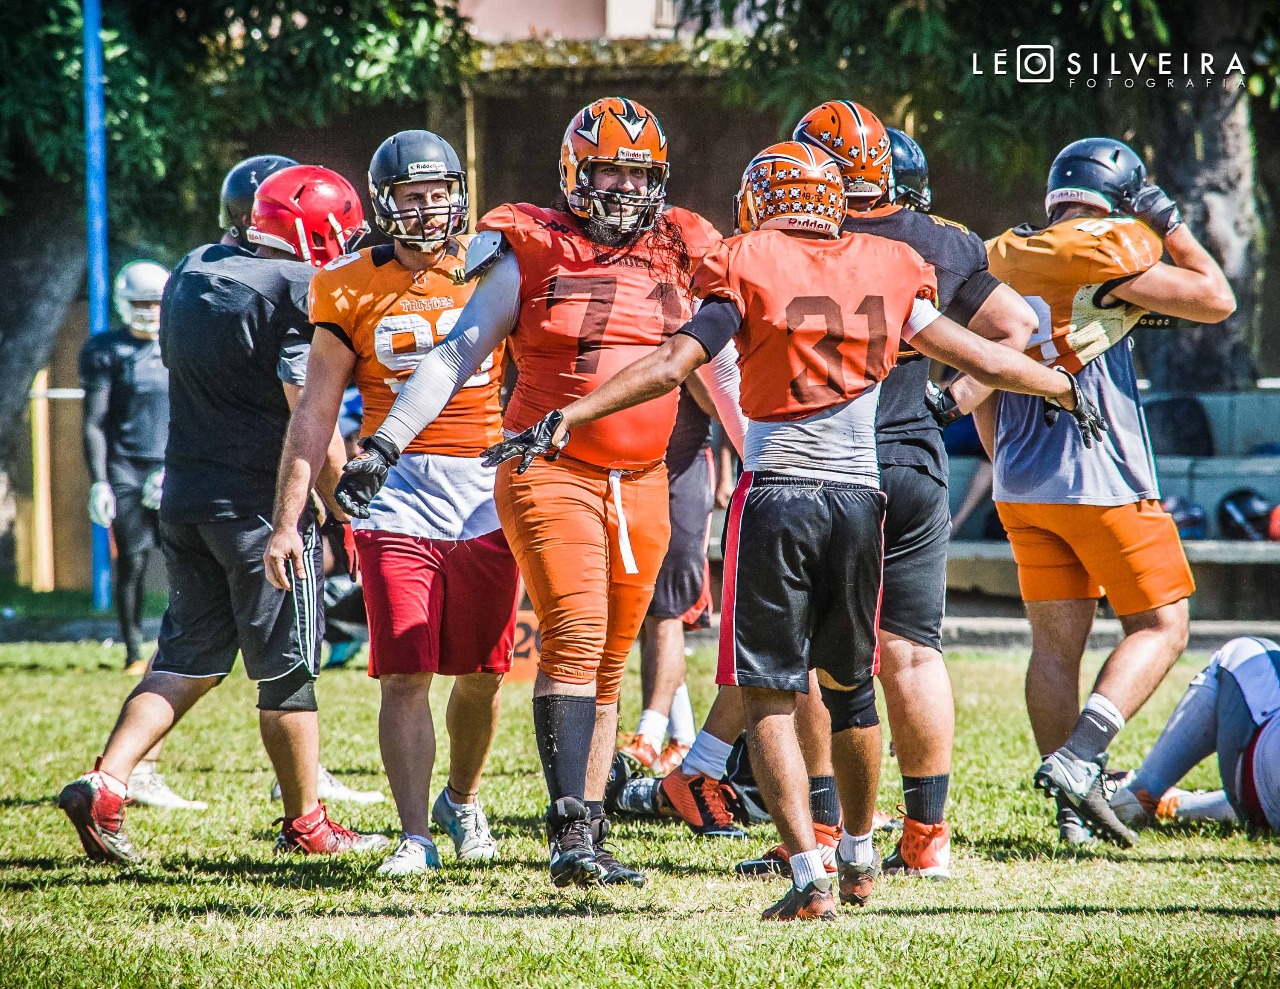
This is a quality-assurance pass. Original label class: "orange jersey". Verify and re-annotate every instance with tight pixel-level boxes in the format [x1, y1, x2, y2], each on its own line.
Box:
[308, 240, 505, 457]
[479, 204, 720, 469]
[692, 230, 937, 422]
[987, 217, 1162, 374]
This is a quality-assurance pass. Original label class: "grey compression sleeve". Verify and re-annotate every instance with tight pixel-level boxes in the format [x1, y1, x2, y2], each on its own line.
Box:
[374, 249, 521, 453]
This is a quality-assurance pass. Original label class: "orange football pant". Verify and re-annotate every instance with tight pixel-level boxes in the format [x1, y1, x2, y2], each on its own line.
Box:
[494, 455, 671, 705]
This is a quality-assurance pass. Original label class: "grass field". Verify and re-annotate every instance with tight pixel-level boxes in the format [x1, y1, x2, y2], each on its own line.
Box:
[1, 642, 1278, 988]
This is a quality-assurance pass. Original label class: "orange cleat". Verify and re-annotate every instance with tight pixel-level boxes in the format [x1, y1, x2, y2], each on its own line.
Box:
[617, 734, 660, 774]
[883, 817, 951, 879]
[651, 741, 691, 777]
[761, 878, 837, 921]
[658, 770, 747, 838]
[736, 822, 839, 877]
[838, 846, 882, 907]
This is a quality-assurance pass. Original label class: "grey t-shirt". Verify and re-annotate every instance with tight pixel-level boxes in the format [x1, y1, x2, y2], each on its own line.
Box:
[993, 335, 1157, 506]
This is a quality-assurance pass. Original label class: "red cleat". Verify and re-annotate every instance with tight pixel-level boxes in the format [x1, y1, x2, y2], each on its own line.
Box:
[58, 763, 140, 864]
[658, 770, 747, 838]
[275, 802, 390, 855]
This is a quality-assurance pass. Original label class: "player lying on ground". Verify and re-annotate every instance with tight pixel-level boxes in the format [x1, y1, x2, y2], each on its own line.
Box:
[335, 98, 745, 890]
[1110, 636, 1280, 832]
[494, 140, 1104, 920]
[266, 130, 516, 875]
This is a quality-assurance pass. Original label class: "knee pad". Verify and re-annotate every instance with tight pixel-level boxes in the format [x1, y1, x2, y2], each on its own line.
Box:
[821, 677, 879, 732]
[257, 664, 317, 712]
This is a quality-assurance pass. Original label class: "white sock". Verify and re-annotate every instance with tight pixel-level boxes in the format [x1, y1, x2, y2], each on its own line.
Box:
[681, 730, 733, 779]
[1173, 789, 1240, 824]
[97, 770, 128, 798]
[1083, 692, 1126, 733]
[669, 684, 696, 745]
[838, 828, 876, 865]
[790, 848, 827, 889]
[635, 709, 669, 750]
[443, 788, 476, 811]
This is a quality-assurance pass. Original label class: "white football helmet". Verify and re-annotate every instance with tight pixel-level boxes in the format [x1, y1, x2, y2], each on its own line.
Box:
[113, 260, 169, 337]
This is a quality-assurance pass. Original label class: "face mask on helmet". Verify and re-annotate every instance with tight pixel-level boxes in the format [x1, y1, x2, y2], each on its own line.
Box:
[372, 175, 468, 252]
[572, 160, 669, 235]
[113, 260, 169, 338]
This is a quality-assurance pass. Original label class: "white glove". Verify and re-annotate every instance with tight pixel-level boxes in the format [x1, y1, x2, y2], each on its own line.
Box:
[141, 467, 165, 511]
[89, 481, 117, 527]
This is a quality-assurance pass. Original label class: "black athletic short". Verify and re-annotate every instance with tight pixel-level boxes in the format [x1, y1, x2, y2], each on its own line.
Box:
[153, 515, 323, 682]
[717, 472, 885, 693]
[107, 459, 162, 554]
[649, 447, 714, 626]
[879, 463, 950, 652]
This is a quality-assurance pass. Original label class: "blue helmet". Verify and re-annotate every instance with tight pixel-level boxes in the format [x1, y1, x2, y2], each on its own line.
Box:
[1045, 138, 1145, 221]
[886, 127, 931, 213]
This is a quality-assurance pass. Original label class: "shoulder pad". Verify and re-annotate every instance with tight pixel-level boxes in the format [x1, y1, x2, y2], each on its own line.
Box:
[464, 230, 507, 282]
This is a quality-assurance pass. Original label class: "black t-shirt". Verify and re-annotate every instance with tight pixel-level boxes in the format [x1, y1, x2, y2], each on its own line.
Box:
[78, 328, 169, 463]
[841, 208, 997, 483]
[159, 244, 315, 524]
[665, 385, 713, 476]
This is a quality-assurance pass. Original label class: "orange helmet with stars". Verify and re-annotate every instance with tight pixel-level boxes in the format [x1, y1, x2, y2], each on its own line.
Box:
[733, 141, 845, 238]
[559, 97, 670, 234]
[792, 101, 892, 203]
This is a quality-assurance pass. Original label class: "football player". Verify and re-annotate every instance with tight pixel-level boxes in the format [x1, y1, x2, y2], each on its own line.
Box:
[79, 260, 208, 812]
[987, 138, 1235, 846]
[508, 141, 1103, 919]
[265, 130, 518, 875]
[1111, 637, 1280, 833]
[57, 165, 384, 864]
[773, 104, 1042, 879]
[334, 97, 742, 889]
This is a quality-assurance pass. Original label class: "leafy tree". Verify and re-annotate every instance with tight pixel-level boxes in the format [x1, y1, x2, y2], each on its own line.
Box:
[688, 0, 1279, 391]
[0, 0, 471, 574]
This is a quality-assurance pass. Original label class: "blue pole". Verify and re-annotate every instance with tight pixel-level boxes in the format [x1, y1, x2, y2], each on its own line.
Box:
[84, 0, 112, 611]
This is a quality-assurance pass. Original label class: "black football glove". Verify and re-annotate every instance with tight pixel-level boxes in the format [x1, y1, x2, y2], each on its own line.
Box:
[1122, 184, 1182, 237]
[924, 381, 964, 428]
[481, 411, 569, 474]
[334, 434, 399, 520]
[1043, 369, 1108, 449]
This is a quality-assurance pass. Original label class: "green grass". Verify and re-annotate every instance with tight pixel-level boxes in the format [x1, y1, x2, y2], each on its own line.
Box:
[1, 644, 1277, 988]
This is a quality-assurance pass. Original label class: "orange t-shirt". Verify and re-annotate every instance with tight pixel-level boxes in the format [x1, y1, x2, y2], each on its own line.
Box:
[692, 230, 938, 422]
[987, 216, 1162, 374]
[308, 241, 505, 457]
[478, 204, 720, 469]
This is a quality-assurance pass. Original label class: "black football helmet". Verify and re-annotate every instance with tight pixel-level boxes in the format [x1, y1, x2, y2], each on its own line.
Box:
[1045, 138, 1146, 222]
[1218, 488, 1274, 542]
[887, 128, 931, 213]
[219, 154, 298, 249]
[368, 130, 468, 252]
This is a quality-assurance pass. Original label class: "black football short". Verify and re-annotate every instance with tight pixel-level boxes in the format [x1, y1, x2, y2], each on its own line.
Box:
[153, 515, 323, 682]
[717, 472, 885, 693]
[649, 447, 714, 626]
[107, 459, 162, 554]
[879, 463, 950, 652]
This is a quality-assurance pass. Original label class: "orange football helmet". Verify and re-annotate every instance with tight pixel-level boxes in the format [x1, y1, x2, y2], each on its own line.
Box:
[560, 97, 669, 233]
[792, 101, 892, 202]
[733, 141, 844, 238]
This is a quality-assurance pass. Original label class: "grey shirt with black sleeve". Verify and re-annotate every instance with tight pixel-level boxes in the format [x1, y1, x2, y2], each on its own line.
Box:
[158, 243, 316, 523]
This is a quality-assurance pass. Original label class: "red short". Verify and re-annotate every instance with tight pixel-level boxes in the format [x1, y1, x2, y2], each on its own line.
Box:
[354, 527, 520, 678]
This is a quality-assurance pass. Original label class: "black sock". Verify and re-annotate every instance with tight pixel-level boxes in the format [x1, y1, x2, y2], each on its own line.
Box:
[585, 800, 605, 823]
[532, 694, 596, 803]
[902, 774, 949, 825]
[808, 776, 841, 827]
[1062, 710, 1120, 764]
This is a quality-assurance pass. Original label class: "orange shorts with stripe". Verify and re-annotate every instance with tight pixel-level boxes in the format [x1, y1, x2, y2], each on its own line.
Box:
[995, 498, 1195, 616]
[494, 455, 670, 705]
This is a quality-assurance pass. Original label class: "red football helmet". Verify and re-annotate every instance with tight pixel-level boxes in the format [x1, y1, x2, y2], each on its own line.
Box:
[247, 165, 368, 267]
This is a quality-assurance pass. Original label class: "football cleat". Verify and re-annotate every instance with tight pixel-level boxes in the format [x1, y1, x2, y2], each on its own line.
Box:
[126, 769, 208, 811]
[883, 818, 950, 879]
[274, 802, 389, 855]
[617, 733, 661, 774]
[590, 816, 645, 887]
[376, 834, 442, 875]
[736, 823, 839, 878]
[546, 797, 605, 888]
[431, 789, 498, 862]
[122, 659, 148, 677]
[658, 771, 749, 838]
[1056, 793, 1095, 846]
[57, 771, 140, 864]
[652, 741, 691, 777]
[1034, 750, 1138, 848]
[613, 776, 666, 818]
[761, 877, 837, 922]
[838, 845, 882, 907]
[1111, 784, 1189, 829]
